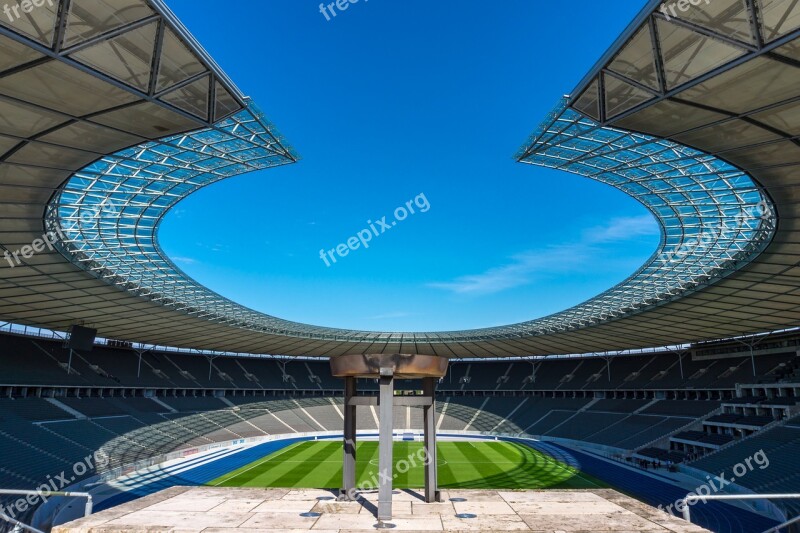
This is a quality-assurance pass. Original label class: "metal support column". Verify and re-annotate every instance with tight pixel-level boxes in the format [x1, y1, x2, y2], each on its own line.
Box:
[342, 376, 357, 500]
[329, 353, 449, 523]
[422, 377, 439, 503]
[378, 367, 394, 522]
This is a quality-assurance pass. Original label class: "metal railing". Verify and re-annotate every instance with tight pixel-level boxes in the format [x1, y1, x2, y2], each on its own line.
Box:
[0, 512, 45, 533]
[0, 490, 92, 533]
[679, 493, 800, 532]
[686, 414, 796, 465]
[763, 513, 800, 533]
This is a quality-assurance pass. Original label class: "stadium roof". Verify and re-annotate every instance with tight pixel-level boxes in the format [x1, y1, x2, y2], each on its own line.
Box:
[0, 0, 798, 358]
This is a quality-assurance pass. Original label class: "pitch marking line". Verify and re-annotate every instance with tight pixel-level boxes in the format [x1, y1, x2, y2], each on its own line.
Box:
[212, 442, 306, 486]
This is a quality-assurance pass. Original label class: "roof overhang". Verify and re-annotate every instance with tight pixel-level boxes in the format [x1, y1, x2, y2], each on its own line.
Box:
[0, 0, 798, 357]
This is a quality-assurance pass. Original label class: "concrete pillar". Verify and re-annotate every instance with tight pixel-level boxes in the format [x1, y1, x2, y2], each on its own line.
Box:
[378, 369, 394, 521]
[342, 376, 357, 500]
[423, 377, 439, 503]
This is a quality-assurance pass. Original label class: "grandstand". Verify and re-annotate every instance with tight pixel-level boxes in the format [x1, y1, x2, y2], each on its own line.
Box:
[1, 333, 800, 532]
[1, 0, 799, 531]
[0, 331, 797, 531]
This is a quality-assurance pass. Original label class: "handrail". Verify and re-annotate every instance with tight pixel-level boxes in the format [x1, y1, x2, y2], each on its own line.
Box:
[763, 512, 800, 533]
[687, 412, 800, 465]
[679, 493, 800, 527]
[0, 489, 92, 533]
[0, 511, 45, 533]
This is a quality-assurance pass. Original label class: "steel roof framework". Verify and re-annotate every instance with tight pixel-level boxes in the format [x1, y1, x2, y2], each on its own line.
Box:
[0, 0, 798, 357]
[47, 97, 776, 343]
[516, 100, 776, 326]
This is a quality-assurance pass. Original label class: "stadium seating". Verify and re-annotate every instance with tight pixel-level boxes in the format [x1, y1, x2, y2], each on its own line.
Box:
[1, 331, 800, 528]
[690, 421, 800, 517]
[160, 396, 229, 412]
[5, 398, 73, 421]
[0, 391, 789, 491]
[2, 333, 798, 394]
[640, 400, 720, 417]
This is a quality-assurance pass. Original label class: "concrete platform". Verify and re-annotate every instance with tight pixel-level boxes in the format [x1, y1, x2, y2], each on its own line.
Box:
[53, 487, 712, 532]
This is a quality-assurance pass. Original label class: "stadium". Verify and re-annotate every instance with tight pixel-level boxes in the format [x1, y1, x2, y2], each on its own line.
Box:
[0, 0, 799, 531]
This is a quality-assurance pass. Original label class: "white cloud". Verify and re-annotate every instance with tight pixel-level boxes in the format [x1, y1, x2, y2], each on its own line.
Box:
[428, 215, 658, 296]
[583, 214, 658, 243]
[427, 244, 589, 296]
[171, 256, 198, 265]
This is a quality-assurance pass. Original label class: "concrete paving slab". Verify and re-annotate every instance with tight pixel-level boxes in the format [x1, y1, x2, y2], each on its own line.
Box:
[53, 486, 715, 532]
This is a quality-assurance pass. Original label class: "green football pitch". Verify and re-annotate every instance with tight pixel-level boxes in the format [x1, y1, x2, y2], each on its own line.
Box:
[209, 440, 607, 490]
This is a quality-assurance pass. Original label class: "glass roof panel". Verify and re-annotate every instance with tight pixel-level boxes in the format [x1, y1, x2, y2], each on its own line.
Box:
[604, 73, 656, 119]
[90, 101, 203, 139]
[0, 0, 58, 46]
[48, 103, 304, 339]
[0, 134, 20, 158]
[773, 37, 800, 61]
[656, 18, 746, 90]
[672, 119, 782, 152]
[156, 27, 206, 93]
[7, 141, 98, 170]
[612, 98, 727, 137]
[506, 99, 774, 334]
[608, 23, 660, 90]
[663, 0, 754, 44]
[750, 99, 800, 134]
[0, 60, 140, 116]
[676, 56, 799, 113]
[758, 0, 800, 41]
[38, 121, 144, 153]
[0, 96, 67, 137]
[160, 75, 210, 120]
[214, 81, 242, 121]
[0, 34, 43, 72]
[0, 163, 68, 187]
[572, 78, 600, 120]
[70, 20, 158, 92]
[9, 0, 785, 346]
[724, 139, 800, 167]
[64, 0, 154, 48]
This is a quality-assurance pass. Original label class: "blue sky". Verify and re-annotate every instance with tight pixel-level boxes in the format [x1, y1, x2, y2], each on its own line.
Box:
[159, 0, 659, 332]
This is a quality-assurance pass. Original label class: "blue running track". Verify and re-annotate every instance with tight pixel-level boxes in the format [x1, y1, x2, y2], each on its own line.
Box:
[511, 439, 783, 533]
[94, 435, 786, 533]
[96, 438, 303, 512]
